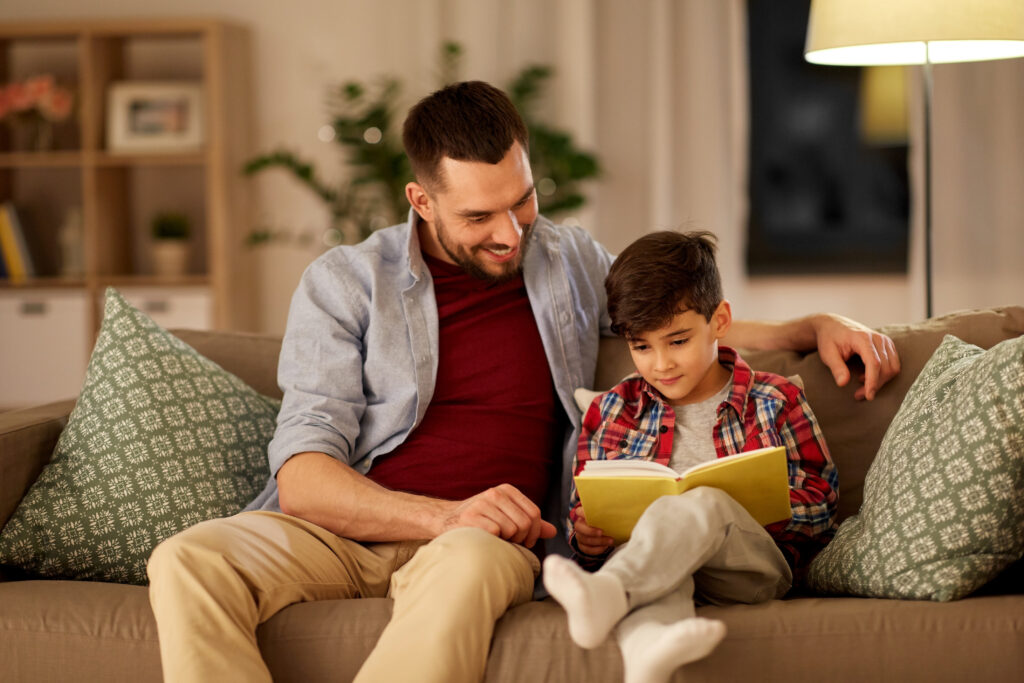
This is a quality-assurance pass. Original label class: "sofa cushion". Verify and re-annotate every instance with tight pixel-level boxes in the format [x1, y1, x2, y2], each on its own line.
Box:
[0, 288, 276, 584]
[806, 334, 1024, 601]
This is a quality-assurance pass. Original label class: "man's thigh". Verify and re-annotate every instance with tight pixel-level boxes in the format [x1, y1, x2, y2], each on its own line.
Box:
[149, 510, 425, 621]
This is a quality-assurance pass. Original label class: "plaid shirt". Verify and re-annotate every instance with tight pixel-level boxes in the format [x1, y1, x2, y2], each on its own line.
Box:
[570, 346, 838, 577]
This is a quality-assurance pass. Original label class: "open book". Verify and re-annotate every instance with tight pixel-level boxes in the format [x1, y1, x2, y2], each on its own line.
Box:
[574, 445, 791, 543]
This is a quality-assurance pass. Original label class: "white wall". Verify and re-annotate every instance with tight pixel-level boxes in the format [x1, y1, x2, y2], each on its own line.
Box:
[2, 0, 1021, 334]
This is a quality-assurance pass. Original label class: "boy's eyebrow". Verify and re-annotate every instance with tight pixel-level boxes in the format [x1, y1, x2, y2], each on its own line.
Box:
[455, 186, 535, 219]
[660, 327, 693, 340]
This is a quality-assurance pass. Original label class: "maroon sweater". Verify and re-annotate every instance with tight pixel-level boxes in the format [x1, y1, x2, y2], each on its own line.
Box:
[366, 255, 560, 507]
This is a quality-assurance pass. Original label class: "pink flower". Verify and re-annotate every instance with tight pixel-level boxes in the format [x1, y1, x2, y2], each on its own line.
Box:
[40, 88, 73, 122]
[0, 75, 75, 123]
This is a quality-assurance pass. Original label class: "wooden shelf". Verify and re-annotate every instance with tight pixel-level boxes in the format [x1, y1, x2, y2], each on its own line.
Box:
[0, 18, 256, 408]
[0, 151, 84, 168]
[0, 276, 87, 289]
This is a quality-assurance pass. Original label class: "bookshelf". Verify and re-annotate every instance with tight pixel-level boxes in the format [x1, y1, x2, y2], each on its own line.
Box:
[0, 18, 255, 408]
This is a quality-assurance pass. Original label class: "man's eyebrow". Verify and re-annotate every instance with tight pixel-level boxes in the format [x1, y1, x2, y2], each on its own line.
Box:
[455, 185, 535, 219]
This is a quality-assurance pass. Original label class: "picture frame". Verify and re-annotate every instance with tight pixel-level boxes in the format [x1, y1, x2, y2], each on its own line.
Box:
[106, 81, 204, 153]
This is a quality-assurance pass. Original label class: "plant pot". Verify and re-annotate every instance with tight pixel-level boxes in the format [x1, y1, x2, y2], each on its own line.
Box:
[151, 240, 189, 277]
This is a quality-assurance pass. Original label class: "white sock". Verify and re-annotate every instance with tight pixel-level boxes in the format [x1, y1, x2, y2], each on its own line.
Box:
[543, 555, 629, 649]
[620, 617, 726, 683]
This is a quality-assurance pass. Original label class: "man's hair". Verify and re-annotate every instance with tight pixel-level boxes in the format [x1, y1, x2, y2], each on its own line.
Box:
[402, 81, 529, 191]
[605, 230, 723, 339]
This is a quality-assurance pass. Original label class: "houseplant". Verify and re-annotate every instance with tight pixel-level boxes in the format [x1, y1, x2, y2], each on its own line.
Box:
[244, 42, 600, 246]
[150, 211, 190, 277]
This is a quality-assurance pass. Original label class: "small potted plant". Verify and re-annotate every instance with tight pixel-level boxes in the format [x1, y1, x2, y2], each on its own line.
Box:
[150, 211, 190, 277]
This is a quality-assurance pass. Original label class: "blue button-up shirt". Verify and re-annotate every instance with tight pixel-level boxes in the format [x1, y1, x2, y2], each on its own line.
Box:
[248, 211, 614, 556]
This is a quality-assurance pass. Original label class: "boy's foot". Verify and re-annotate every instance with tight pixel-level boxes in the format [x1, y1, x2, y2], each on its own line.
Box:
[621, 617, 726, 683]
[543, 555, 628, 649]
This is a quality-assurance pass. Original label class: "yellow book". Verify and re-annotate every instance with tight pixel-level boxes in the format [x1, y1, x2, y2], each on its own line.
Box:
[574, 445, 791, 544]
[0, 206, 26, 283]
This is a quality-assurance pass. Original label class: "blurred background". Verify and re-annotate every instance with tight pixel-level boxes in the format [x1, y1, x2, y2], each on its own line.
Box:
[1, 0, 1022, 406]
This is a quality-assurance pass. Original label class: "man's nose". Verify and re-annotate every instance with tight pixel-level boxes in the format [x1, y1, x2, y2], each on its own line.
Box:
[491, 209, 523, 246]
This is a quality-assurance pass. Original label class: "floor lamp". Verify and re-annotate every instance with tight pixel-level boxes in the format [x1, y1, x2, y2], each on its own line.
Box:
[804, 0, 1024, 319]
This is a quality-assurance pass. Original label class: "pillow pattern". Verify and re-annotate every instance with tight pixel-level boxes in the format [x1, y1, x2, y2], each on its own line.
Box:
[0, 288, 276, 584]
[807, 334, 1024, 601]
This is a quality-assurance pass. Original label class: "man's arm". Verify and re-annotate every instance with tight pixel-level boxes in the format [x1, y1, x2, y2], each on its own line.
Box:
[277, 452, 555, 548]
[724, 313, 900, 400]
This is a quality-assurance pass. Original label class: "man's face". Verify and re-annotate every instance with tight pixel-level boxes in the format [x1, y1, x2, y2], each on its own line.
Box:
[627, 304, 732, 406]
[412, 141, 539, 284]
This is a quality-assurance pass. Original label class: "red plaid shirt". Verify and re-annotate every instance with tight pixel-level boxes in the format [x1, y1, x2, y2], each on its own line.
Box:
[570, 346, 838, 577]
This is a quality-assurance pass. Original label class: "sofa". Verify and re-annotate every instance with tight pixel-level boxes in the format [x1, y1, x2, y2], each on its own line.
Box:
[2, 306, 1023, 682]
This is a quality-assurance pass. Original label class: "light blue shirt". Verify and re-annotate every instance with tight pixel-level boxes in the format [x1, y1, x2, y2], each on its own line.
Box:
[248, 210, 614, 556]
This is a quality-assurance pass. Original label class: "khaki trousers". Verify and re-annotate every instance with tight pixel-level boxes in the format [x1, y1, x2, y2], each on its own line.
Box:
[601, 487, 793, 649]
[147, 511, 539, 683]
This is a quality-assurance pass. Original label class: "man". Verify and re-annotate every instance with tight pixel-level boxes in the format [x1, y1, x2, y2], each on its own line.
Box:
[147, 81, 899, 683]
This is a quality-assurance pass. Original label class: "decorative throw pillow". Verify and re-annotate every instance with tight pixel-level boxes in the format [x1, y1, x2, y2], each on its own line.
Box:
[807, 334, 1024, 601]
[0, 288, 277, 585]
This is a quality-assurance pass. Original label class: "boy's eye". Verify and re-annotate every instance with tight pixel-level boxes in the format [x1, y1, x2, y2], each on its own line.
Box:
[630, 344, 649, 352]
[671, 338, 689, 346]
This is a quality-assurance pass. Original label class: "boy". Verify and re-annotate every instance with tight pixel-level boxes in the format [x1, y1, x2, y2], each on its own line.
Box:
[543, 231, 838, 683]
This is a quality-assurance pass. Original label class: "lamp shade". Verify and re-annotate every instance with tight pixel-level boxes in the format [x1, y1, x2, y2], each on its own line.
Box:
[805, 0, 1024, 65]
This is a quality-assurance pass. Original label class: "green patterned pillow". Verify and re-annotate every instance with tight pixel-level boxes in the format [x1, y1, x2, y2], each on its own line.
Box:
[0, 288, 276, 584]
[807, 334, 1024, 601]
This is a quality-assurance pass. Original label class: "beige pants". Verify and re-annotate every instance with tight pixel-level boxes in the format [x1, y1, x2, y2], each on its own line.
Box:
[146, 511, 539, 683]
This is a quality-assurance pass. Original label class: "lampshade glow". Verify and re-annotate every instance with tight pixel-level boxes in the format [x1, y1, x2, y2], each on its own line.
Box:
[805, 0, 1024, 65]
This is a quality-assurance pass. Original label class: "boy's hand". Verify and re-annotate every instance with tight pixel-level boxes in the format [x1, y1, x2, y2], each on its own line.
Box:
[574, 509, 616, 556]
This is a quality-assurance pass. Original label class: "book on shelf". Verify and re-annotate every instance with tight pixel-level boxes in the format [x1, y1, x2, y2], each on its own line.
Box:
[0, 202, 35, 283]
[574, 445, 791, 544]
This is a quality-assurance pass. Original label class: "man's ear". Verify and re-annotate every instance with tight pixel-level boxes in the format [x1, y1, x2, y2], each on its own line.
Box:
[712, 300, 733, 340]
[406, 182, 433, 222]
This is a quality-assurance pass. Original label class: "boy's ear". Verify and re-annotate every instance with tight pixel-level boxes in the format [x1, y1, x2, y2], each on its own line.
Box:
[712, 300, 732, 340]
[406, 182, 433, 222]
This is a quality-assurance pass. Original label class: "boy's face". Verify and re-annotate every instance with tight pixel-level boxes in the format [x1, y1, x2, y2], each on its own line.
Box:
[627, 301, 732, 406]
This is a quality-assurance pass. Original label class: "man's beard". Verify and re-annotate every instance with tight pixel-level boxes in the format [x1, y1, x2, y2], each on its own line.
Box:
[435, 215, 533, 285]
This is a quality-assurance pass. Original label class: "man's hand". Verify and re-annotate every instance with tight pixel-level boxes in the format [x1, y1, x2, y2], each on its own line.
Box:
[442, 484, 556, 548]
[811, 313, 900, 400]
[573, 509, 615, 556]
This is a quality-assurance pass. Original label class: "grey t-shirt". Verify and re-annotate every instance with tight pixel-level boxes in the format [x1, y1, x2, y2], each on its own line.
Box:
[667, 373, 733, 474]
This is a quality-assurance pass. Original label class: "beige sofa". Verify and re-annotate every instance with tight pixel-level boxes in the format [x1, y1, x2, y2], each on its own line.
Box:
[2, 307, 1023, 682]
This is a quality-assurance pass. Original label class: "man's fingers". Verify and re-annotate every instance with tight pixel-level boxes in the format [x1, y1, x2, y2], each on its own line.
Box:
[817, 343, 851, 388]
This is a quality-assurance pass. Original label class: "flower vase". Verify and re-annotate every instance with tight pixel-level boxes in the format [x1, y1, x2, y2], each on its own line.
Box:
[8, 118, 54, 152]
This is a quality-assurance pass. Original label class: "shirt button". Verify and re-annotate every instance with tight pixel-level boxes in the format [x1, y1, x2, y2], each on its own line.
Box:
[659, 425, 668, 433]
[619, 439, 628, 448]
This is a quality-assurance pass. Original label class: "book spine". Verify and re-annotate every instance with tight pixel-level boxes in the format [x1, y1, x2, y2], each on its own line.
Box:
[0, 206, 27, 283]
[3, 202, 35, 277]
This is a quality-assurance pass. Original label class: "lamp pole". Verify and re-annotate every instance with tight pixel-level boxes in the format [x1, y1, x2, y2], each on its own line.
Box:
[922, 42, 934, 319]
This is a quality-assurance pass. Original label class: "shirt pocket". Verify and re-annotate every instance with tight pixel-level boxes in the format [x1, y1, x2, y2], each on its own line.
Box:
[593, 421, 659, 461]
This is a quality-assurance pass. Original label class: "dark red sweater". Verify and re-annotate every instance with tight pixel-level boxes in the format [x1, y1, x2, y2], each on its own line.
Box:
[366, 254, 560, 507]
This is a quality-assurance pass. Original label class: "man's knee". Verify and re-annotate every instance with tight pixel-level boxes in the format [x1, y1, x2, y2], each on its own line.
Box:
[148, 515, 248, 585]
[397, 527, 535, 601]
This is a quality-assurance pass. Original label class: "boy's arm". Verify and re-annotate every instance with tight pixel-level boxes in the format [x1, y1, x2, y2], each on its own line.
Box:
[725, 314, 900, 401]
[568, 399, 615, 569]
[765, 389, 839, 575]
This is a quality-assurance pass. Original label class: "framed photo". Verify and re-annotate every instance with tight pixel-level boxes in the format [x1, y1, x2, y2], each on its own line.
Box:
[107, 82, 204, 153]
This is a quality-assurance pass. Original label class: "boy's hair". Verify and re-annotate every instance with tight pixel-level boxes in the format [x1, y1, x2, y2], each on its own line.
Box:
[402, 81, 529, 192]
[605, 230, 723, 339]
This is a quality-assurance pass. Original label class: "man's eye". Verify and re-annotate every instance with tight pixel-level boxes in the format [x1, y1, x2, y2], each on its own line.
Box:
[468, 215, 488, 224]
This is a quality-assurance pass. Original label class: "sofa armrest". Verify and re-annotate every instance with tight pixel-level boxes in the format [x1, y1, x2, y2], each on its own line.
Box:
[0, 399, 75, 532]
